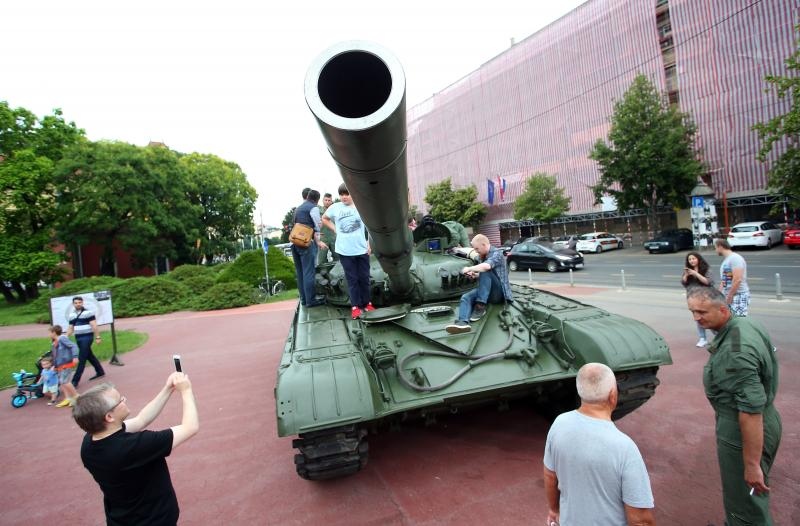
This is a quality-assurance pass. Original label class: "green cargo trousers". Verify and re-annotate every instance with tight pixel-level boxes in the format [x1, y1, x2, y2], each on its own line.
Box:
[715, 405, 781, 526]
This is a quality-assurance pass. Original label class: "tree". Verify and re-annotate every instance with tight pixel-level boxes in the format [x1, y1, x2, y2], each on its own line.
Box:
[423, 178, 487, 227]
[53, 141, 201, 274]
[280, 206, 297, 243]
[180, 153, 257, 263]
[514, 173, 571, 238]
[589, 75, 704, 231]
[753, 26, 800, 210]
[0, 102, 84, 302]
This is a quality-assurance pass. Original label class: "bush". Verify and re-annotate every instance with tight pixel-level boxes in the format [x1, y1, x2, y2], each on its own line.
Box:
[217, 248, 296, 290]
[110, 277, 191, 317]
[189, 281, 258, 311]
[163, 265, 217, 295]
[164, 264, 216, 282]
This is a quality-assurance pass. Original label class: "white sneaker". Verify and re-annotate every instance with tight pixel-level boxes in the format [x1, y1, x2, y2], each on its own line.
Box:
[696, 338, 707, 347]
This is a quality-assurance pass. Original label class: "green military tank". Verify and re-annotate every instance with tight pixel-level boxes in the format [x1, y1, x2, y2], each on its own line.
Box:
[275, 41, 672, 480]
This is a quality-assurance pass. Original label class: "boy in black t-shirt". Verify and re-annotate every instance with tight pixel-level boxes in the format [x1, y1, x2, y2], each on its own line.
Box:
[73, 373, 199, 526]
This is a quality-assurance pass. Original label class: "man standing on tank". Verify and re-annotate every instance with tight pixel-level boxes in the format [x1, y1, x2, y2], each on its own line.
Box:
[687, 286, 781, 525]
[292, 189, 325, 308]
[543, 363, 656, 526]
[445, 234, 512, 334]
[317, 192, 337, 265]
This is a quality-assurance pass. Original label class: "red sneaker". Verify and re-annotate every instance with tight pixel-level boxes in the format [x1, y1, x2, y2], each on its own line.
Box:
[365, 303, 376, 312]
[351, 306, 363, 319]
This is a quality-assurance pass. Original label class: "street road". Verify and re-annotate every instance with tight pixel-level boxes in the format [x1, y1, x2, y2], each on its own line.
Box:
[510, 245, 800, 296]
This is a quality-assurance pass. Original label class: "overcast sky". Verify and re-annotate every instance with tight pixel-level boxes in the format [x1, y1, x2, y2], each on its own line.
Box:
[3, 0, 587, 227]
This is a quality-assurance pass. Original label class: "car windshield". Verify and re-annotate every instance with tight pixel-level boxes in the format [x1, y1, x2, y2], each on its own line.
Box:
[732, 226, 758, 232]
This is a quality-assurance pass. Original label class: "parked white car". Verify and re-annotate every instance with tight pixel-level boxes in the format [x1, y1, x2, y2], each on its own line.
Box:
[576, 232, 624, 253]
[727, 221, 783, 249]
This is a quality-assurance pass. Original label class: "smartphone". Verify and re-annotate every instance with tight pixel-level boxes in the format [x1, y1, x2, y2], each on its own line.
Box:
[173, 354, 182, 372]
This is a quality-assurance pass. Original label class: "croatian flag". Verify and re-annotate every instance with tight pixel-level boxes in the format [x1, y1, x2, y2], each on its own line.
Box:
[487, 179, 495, 205]
[496, 176, 507, 202]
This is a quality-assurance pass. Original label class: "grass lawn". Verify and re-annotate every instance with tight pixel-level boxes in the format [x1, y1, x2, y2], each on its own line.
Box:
[0, 301, 41, 326]
[263, 289, 299, 303]
[0, 329, 148, 389]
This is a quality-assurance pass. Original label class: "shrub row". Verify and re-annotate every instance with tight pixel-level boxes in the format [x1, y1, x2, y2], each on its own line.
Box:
[26, 247, 296, 321]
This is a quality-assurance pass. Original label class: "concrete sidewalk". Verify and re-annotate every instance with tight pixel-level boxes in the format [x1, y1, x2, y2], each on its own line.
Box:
[0, 290, 797, 525]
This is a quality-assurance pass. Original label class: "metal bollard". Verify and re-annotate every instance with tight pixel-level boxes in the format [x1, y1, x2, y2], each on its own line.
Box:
[569, 268, 574, 287]
[620, 269, 627, 291]
[528, 268, 533, 283]
[775, 273, 783, 301]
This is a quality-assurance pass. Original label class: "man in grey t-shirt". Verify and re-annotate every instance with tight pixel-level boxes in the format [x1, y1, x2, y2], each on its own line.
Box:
[715, 238, 750, 316]
[543, 363, 656, 526]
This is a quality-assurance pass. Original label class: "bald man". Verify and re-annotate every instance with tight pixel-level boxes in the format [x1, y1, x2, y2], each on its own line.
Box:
[543, 363, 656, 526]
[446, 234, 513, 334]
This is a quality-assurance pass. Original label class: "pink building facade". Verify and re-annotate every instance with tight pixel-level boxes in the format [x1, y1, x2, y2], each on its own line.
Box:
[406, 0, 798, 243]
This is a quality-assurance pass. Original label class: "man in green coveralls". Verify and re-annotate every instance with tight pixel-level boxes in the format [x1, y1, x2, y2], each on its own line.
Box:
[686, 286, 782, 526]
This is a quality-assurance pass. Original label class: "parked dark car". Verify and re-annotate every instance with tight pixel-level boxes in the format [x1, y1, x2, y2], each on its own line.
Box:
[506, 242, 584, 272]
[643, 228, 694, 253]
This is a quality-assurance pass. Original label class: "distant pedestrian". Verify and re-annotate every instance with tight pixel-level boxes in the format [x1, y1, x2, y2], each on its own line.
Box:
[73, 373, 199, 526]
[445, 234, 512, 334]
[67, 296, 105, 387]
[715, 238, 750, 316]
[681, 251, 715, 347]
[686, 286, 781, 525]
[49, 325, 80, 408]
[543, 363, 656, 526]
[317, 192, 338, 265]
[291, 189, 325, 308]
[322, 183, 374, 319]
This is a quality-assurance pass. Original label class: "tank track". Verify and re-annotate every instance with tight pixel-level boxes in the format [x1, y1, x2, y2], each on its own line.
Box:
[612, 366, 661, 420]
[292, 425, 368, 480]
[537, 366, 661, 421]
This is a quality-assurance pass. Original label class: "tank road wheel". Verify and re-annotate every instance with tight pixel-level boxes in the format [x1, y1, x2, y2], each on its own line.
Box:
[292, 425, 368, 480]
[508, 260, 519, 272]
[611, 367, 661, 420]
[546, 261, 558, 273]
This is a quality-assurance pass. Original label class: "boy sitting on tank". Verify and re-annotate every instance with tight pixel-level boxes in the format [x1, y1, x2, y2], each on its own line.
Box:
[446, 234, 513, 334]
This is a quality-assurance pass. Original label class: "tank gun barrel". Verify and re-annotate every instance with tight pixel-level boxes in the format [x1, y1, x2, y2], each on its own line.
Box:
[305, 41, 413, 295]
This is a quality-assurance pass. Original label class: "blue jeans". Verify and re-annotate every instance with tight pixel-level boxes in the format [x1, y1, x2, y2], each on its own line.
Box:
[72, 333, 105, 387]
[339, 254, 371, 308]
[292, 243, 319, 306]
[458, 271, 505, 322]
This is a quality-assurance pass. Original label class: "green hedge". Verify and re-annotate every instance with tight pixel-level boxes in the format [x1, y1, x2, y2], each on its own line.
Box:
[188, 281, 258, 311]
[216, 248, 296, 290]
[6, 253, 297, 323]
[110, 277, 192, 317]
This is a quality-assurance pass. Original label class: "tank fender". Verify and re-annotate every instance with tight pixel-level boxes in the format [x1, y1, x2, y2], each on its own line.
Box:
[276, 352, 382, 437]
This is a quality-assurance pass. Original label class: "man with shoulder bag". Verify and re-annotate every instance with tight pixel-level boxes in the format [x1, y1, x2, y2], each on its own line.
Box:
[291, 189, 325, 307]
